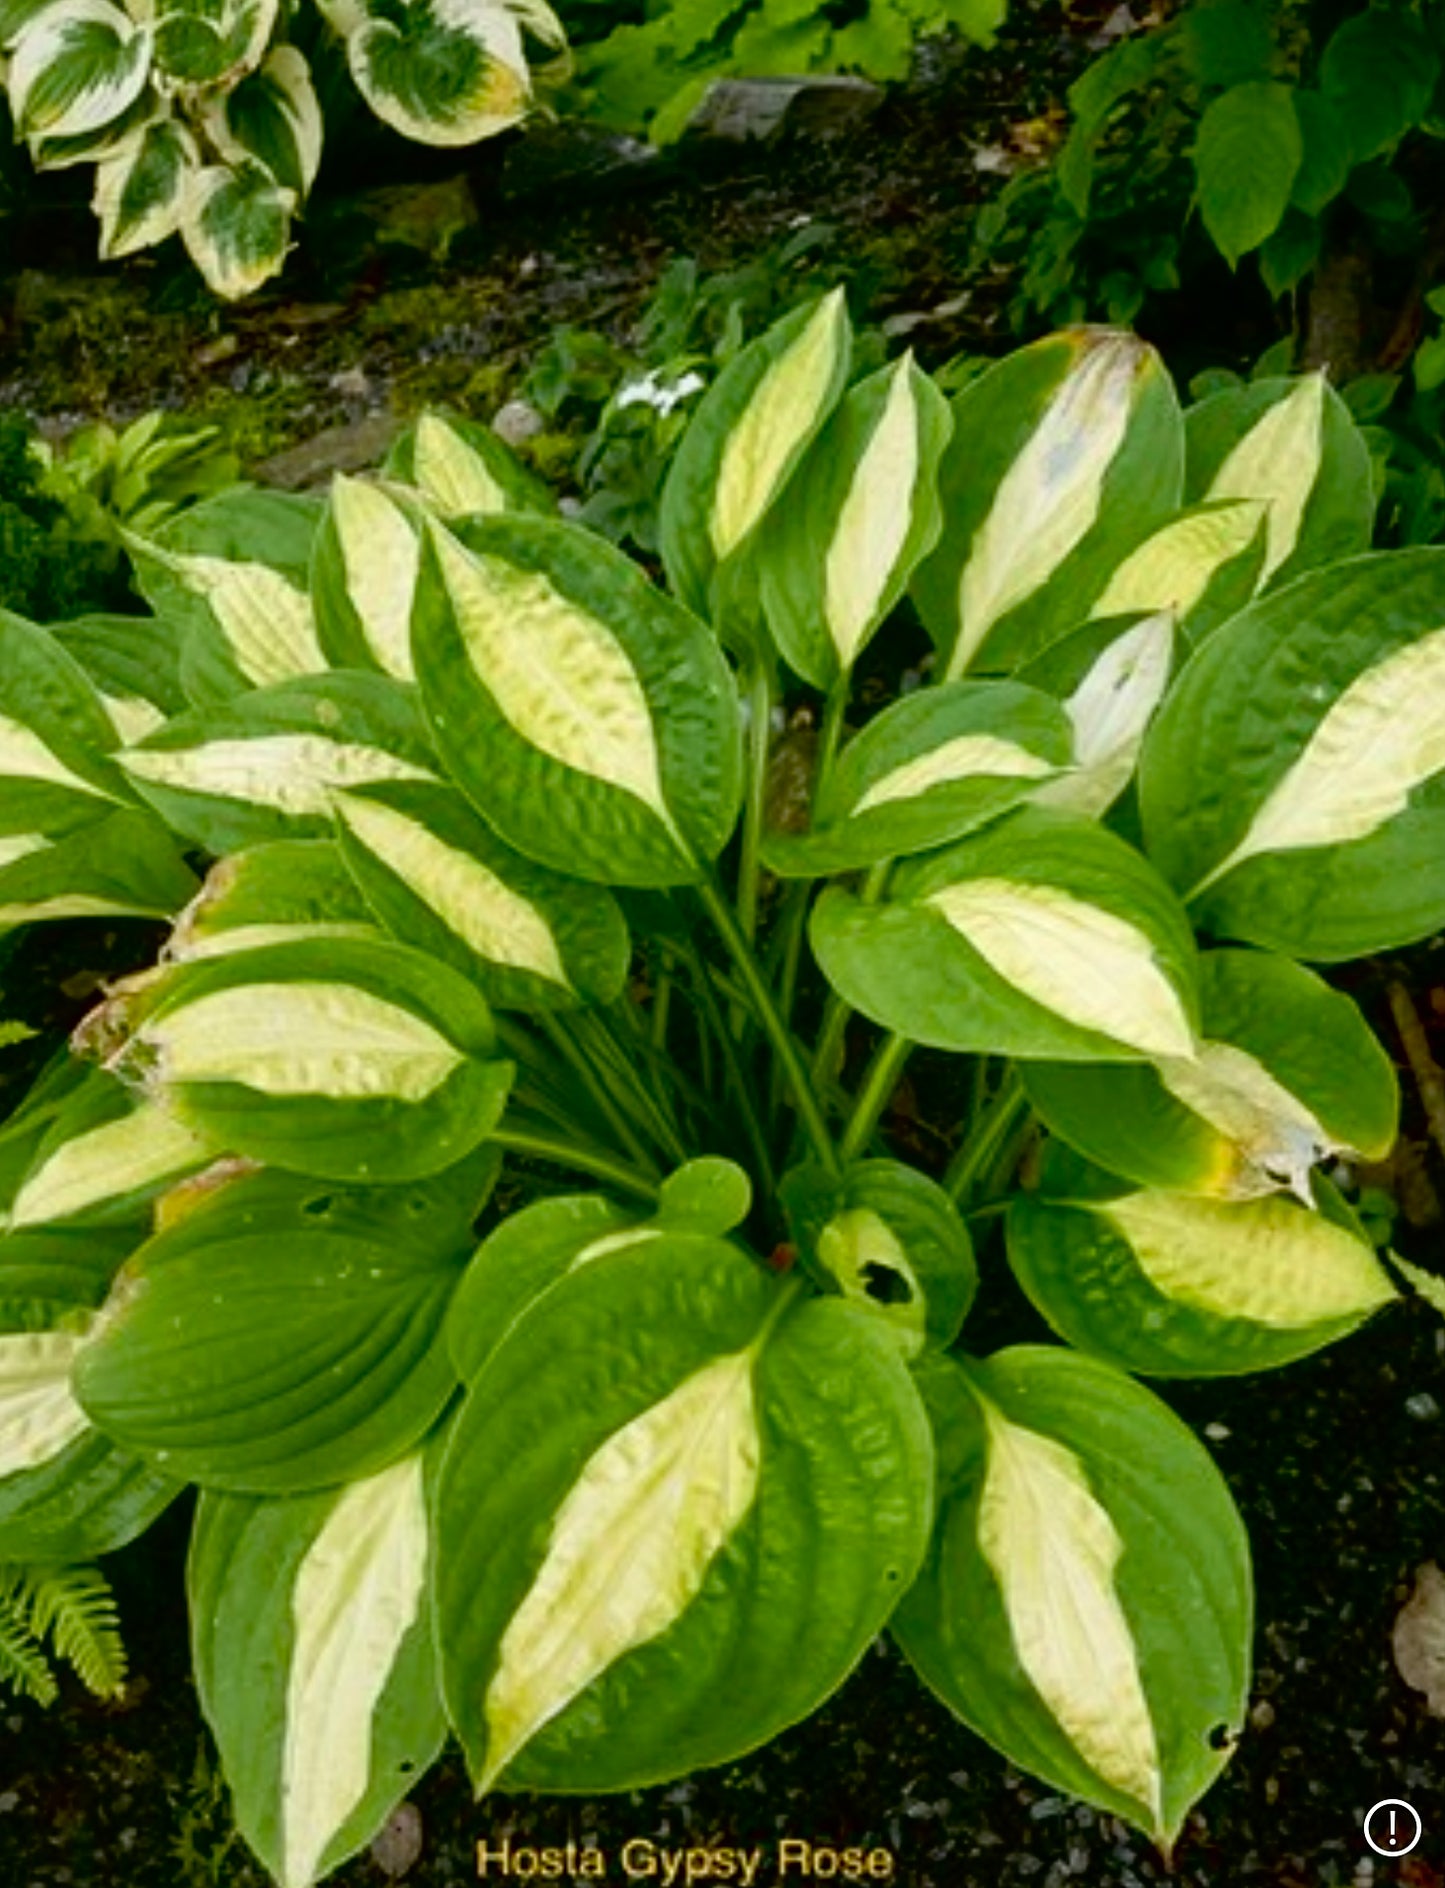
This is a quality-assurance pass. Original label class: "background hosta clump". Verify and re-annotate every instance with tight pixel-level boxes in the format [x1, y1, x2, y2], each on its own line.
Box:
[0, 304, 1439, 1886]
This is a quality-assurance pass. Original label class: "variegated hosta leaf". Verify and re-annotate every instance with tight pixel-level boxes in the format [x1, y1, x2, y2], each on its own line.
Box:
[0, 1229, 181, 1560]
[893, 1347, 1250, 1849]
[811, 807, 1199, 1062]
[0, 806, 197, 933]
[762, 680, 1072, 879]
[310, 475, 423, 679]
[0, 610, 135, 835]
[384, 411, 553, 521]
[1185, 373, 1374, 589]
[1140, 547, 1445, 957]
[151, 0, 275, 85]
[333, 779, 630, 1012]
[48, 617, 184, 733]
[127, 487, 322, 702]
[437, 1237, 933, 1792]
[911, 329, 1184, 679]
[413, 514, 742, 887]
[164, 839, 378, 964]
[780, 1159, 975, 1354]
[119, 673, 437, 855]
[757, 353, 952, 687]
[181, 158, 295, 302]
[76, 1163, 497, 1490]
[107, 934, 512, 1183]
[343, 0, 532, 147]
[27, 82, 155, 168]
[660, 290, 852, 622]
[199, 44, 321, 196]
[1006, 1145, 1396, 1377]
[189, 1449, 448, 1888]
[9, 0, 152, 142]
[93, 114, 196, 259]
[1030, 612, 1176, 819]
[1086, 501, 1266, 640]
[1023, 948, 1397, 1203]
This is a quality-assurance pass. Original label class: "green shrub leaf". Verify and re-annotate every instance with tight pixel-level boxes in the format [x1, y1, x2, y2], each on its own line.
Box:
[1194, 82, 1302, 266]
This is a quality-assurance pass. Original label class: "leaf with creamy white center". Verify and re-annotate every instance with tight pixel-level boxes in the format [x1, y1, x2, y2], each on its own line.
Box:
[199, 46, 322, 197]
[0, 610, 135, 836]
[164, 839, 378, 964]
[127, 488, 322, 702]
[384, 411, 554, 521]
[107, 934, 512, 1183]
[119, 672, 438, 855]
[189, 1440, 448, 1888]
[310, 476, 423, 680]
[1026, 612, 1177, 819]
[811, 807, 1199, 1061]
[1184, 374, 1374, 589]
[9, 0, 151, 142]
[659, 289, 852, 622]
[413, 513, 742, 887]
[75, 1160, 497, 1491]
[762, 680, 1072, 878]
[756, 353, 952, 687]
[180, 159, 296, 302]
[334, 779, 630, 1012]
[0, 806, 197, 935]
[1140, 547, 1445, 957]
[893, 1346, 1251, 1848]
[92, 114, 196, 259]
[341, 0, 536, 148]
[1084, 500, 1266, 639]
[1022, 948, 1397, 1200]
[0, 1229, 183, 1560]
[910, 329, 1184, 678]
[1006, 1143, 1396, 1376]
[780, 1160, 975, 1353]
[437, 1237, 933, 1791]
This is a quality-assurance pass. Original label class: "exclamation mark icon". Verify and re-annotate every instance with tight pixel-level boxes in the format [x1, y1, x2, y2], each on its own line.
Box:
[1364, 1797, 1422, 1856]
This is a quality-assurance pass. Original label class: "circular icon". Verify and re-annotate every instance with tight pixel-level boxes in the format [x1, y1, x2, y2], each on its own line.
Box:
[1364, 1798, 1423, 1857]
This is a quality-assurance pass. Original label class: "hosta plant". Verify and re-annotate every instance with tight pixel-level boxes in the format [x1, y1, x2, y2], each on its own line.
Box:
[0, 0, 566, 297]
[0, 315, 1434, 1883]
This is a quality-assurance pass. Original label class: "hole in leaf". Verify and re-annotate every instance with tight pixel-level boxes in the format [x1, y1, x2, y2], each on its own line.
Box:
[302, 1195, 335, 1218]
[1207, 1723, 1235, 1751]
[860, 1262, 912, 1307]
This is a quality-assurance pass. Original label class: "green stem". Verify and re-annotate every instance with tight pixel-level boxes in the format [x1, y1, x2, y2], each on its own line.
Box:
[736, 660, 775, 946]
[809, 859, 893, 1097]
[839, 1032, 913, 1164]
[684, 939, 777, 1202]
[697, 876, 839, 1175]
[488, 1126, 661, 1202]
[578, 1011, 690, 1166]
[538, 1014, 661, 1178]
[944, 1067, 1029, 1209]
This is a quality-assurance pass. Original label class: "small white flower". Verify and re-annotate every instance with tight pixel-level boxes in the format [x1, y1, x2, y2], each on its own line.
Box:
[616, 369, 706, 417]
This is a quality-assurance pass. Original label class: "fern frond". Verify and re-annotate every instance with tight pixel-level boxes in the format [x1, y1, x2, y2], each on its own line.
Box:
[0, 1579, 58, 1706]
[0, 1561, 128, 1701]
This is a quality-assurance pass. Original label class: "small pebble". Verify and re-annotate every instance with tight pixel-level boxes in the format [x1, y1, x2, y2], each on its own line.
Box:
[1204, 1421, 1231, 1441]
[1406, 1392, 1440, 1420]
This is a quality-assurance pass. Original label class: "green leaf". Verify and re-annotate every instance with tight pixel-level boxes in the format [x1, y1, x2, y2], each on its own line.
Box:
[333, 779, 631, 1012]
[1258, 207, 1322, 299]
[762, 680, 1072, 878]
[412, 513, 743, 887]
[180, 159, 295, 302]
[189, 1447, 448, 1888]
[0, 609, 134, 837]
[75, 1165, 494, 1490]
[1321, 5, 1439, 163]
[109, 934, 513, 1183]
[9, 0, 151, 141]
[1290, 89, 1353, 215]
[0, 807, 198, 934]
[309, 476, 424, 680]
[1139, 547, 1445, 957]
[383, 411, 553, 522]
[151, 0, 274, 83]
[1194, 81, 1302, 266]
[163, 839, 378, 963]
[92, 114, 196, 260]
[436, 1239, 933, 1791]
[341, 0, 535, 147]
[1180, 0, 1273, 88]
[48, 615, 186, 734]
[811, 808, 1200, 1061]
[911, 330, 1184, 677]
[200, 45, 321, 198]
[1082, 500, 1267, 638]
[893, 1347, 1251, 1847]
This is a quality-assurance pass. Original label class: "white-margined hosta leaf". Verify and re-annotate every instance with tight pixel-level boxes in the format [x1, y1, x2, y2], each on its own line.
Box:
[342, 0, 533, 147]
[438, 1236, 932, 1792]
[109, 934, 512, 1182]
[1186, 373, 1374, 589]
[911, 330, 1184, 678]
[757, 353, 952, 687]
[199, 45, 321, 197]
[27, 82, 155, 168]
[414, 513, 742, 886]
[763, 681, 1071, 879]
[1140, 547, 1445, 957]
[311, 475, 422, 679]
[75, 1164, 492, 1490]
[893, 1347, 1250, 1848]
[9, 0, 151, 142]
[659, 290, 851, 621]
[812, 809, 1199, 1062]
[189, 1446, 448, 1888]
[1022, 947, 1397, 1202]
[1033, 611, 1175, 818]
[1007, 1146, 1396, 1377]
[180, 158, 295, 301]
[163, 839, 378, 963]
[0, 807, 197, 934]
[5, 1074, 216, 1229]
[385, 411, 553, 521]
[333, 780, 630, 1011]
[119, 673, 437, 854]
[1086, 501, 1266, 638]
[92, 114, 196, 258]
[151, 0, 274, 82]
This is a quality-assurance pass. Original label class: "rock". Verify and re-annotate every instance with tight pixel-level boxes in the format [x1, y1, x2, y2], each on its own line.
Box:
[194, 333, 240, 368]
[370, 1801, 423, 1878]
[349, 176, 480, 263]
[1393, 1561, 1445, 1713]
[492, 398, 545, 447]
[330, 365, 372, 400]
[253, 413, 402, 491]
[685, 75, 884, 144]
[498, 122, 662, 205]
